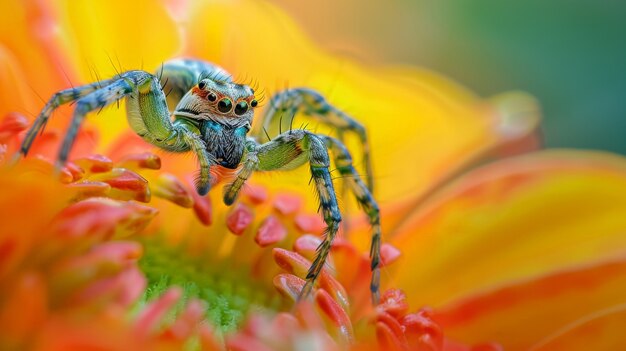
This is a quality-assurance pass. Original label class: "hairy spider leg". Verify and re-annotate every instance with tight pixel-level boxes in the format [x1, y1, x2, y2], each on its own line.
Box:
[320, 135, 381, 304]
[256, 88, 374, 193]
[19, 70, 214, 195]
[249, 129, 342, 301]
[19, 78, 115, 156]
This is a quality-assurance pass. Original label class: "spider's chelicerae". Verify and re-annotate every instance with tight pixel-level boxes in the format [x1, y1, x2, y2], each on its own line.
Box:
[19, 58, 382, 303]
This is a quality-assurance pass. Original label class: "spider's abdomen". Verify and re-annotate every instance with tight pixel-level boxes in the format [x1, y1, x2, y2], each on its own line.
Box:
[202, 121, 248, 169]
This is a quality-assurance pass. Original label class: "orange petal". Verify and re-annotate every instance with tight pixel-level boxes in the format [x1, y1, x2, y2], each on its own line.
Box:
[433, 259, 626, 350]
[390, 151, 626, 305]
[387, 150, 626, 348]
[0, 272, 48, 346]
[530, 303, 626, 350]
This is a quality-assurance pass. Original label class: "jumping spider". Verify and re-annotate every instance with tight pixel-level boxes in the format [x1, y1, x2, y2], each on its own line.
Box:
[19, 58, 382, 303]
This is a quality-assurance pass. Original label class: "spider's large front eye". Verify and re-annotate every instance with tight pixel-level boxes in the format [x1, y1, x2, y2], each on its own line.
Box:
[235, 101, 248, 115]
[218, 98, 232, 113]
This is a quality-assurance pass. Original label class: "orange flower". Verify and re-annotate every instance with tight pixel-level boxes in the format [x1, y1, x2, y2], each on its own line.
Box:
[2, 1, 626, 350]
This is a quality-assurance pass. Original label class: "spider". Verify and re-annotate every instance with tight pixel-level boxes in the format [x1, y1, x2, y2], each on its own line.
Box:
[18, 58, 382, 304]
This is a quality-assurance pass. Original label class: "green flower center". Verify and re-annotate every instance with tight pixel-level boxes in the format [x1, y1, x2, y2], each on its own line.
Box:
[138, 237, 282, 333]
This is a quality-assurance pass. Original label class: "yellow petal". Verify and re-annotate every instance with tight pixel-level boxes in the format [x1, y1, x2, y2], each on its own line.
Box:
[182, 0, 541, 210]
[389, 150, 626, 307]
[38, 0, 181, 148]
[0, 1, 72, 118]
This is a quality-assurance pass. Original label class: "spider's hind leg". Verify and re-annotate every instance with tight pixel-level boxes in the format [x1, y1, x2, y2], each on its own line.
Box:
[255, 88, 374, 193]
[321, 135, 381, 304]
[254, 130, 342, 300]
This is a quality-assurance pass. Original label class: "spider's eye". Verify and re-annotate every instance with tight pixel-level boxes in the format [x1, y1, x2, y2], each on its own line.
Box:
[207, 92, 217, 102]
[218, 98, 232, 113]
[250, 100, 258, 108]
[198, 81, 206, 89]
[235, 101, 248, 115]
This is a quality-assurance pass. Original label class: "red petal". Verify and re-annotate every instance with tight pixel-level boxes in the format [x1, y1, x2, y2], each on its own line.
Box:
[273, 273, 305, 301]
[242, 183, 268, 204]
[152, 173, 194, 208]
[380, 289, 409, 318]
[380, 243, 401, 267]
[403, 308, 444, 351]
[273, 193, 303, 215]
[294, 213, 326, 234]
[255, 215, 287, 247]
[315, 289, 354, 345]
[226, 203, 254, 235]
[88, 168, 151, 202]
[75, 154, 114, 173]
[0, 112, 28, 142]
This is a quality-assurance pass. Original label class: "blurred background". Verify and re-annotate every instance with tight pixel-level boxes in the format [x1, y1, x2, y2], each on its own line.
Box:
[270, 0, 626, 154]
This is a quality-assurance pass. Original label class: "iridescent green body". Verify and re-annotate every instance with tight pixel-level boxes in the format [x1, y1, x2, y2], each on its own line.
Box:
[19, 58, 382, 304]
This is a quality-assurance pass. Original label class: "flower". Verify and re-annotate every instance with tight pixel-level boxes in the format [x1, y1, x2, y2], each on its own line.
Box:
[2, 1, 626, 350]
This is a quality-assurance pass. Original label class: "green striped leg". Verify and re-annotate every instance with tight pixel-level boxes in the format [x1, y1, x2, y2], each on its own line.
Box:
[256, 88, 374, 192]
[21, 70, 214, 195]
[253, 130, 342, 300]
[19, 79, 115, 157]
[321, 135, 382, 304]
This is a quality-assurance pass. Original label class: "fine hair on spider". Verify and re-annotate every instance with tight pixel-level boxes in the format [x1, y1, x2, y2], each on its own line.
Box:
[17, 58, 383, 305]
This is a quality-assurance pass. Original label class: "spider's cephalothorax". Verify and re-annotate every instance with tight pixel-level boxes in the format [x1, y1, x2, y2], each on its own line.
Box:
[18, 58, 382, 304]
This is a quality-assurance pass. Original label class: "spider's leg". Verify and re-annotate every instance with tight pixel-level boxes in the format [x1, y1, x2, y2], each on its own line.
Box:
[223, 138, 259, 205]
[254, 130, 341, 300]
[19, 79, 115, 157]
[321, 135, 381, 304]
[56, 78, 135, 166]
[256, 88, 373, 192]
[36, 70, 214, 194]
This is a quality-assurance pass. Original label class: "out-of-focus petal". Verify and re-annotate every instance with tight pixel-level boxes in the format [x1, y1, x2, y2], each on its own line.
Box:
[529, 303, 626, 351]
[434, 259, 626, 350]
[388, 150, 626, 348]
[183, 0, 541, 212]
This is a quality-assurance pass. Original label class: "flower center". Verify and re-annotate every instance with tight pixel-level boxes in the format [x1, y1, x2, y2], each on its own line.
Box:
[138, 237, 281, 333]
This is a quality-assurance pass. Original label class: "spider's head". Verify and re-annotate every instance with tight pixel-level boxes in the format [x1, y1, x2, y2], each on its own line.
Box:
[174, 77, 257, 128]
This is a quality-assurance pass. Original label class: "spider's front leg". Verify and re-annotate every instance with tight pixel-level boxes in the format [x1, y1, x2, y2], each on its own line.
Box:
[230, 130, 382, 304]
[18, 70, 214, 194]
